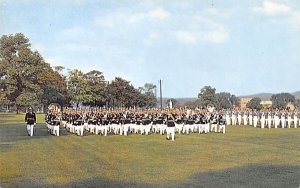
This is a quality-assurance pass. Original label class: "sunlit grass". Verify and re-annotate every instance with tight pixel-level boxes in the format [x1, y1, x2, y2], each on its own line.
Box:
[0, 113, 300, 186]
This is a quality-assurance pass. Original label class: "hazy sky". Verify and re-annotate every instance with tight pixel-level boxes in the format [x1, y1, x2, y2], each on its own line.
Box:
[1, 0, 299, 97]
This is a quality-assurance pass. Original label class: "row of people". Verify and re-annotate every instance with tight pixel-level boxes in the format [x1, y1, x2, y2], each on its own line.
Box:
[45, 107, 299, 139]
[57, 108, 227, 140]
[224, 110, 299, 128]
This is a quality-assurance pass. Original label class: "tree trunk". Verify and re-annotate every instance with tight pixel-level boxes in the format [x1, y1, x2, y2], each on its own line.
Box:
[16, 104, 20, 114]
[60, 103, 64, 114]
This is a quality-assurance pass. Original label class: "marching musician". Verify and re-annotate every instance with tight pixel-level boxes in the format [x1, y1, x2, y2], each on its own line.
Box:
[218, 113, 226, 134]
[210, 113, 218, 132]
[166, 113, 175, 141]
[25, 106, 36, 136]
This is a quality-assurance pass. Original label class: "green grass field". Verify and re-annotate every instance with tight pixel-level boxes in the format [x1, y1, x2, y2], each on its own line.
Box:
[0, 113, 299, 187]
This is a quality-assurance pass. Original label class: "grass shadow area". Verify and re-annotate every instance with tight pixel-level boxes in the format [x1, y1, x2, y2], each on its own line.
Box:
[1, 177, 154, 188]
[61, 164, 300, 188]
[1, 164, 299, 188]
[169, 164, 300, 188]
[0, 123, 71, 143]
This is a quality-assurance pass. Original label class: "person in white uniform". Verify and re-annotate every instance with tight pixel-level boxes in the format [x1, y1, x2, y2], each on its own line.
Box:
[260, 112, 265, 129]
[248, 112, 253, 126]
[166, 114, 175, 141]
[293, 113, 298, 128]
[267, 112, 272, 129]
[274, 112, 280, 129]
[280, 113, 286, 128]
[253, 112, 258, 128]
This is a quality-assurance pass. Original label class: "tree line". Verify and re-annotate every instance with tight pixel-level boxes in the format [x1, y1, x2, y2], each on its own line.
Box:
[1, 33, 298, 113]
[0, 33, 156, 113]
[183, 86, 240, 110]
[186, 86, 299, 110]
[246, 93, 298, 110]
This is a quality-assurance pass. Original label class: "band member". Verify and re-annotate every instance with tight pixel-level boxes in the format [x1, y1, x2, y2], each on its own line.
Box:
[156, 114, 165, 135]
[267, 112, 272, 129]
[175, 114, 184, 134]
[253, 112, 258, 128]
[101, 113, 109, 136]
[232, 111, 237, 125]
[280, 113, 286, 128]
[73, 113, 84, 136]
[243, 112, 248, 125]
[166, 113, 175, 141]
[198, 113, 208, 133]
[248, 111, 253, 126]
[287, 113, 292, 128]
[274, 112, 280, 128]
[225, 111, 231, 125]
[25, 106, 36, 136]
[218, 114, 226, 134]
[141, 114, 152, 135]
[260, 112, 265, 129]
[293, 113, 298, 128]
[237, 112, 242, 125]
[210, 113, 218, 132]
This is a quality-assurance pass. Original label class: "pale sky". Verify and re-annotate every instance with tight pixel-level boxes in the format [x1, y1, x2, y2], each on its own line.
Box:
[1, 0, 300, 97]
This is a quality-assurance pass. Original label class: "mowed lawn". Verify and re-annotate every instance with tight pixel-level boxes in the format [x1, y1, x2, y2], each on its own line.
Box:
[0, 113, 299, 188]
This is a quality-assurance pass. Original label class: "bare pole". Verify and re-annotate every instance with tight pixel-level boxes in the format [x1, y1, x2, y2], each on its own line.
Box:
[159, 79, 162, 110]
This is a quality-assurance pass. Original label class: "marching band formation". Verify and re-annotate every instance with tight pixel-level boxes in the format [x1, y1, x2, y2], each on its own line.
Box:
[46, 107, 227, 140]
[44, 107, 300, 140]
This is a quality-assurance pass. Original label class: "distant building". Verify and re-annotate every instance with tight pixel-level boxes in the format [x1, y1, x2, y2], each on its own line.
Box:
[260, 100, 272, 109]
[240, 98, 252, 109]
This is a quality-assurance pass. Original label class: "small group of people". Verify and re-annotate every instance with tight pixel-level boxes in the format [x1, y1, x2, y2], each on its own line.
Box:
[57, 107, 226, 141]
[25, 106, 60, 137]
[45, 110, 61, 136]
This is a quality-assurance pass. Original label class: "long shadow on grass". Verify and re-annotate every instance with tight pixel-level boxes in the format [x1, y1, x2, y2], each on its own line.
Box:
[0, 123, 100, 145]
[66, 164, 300, 188]
[2, 164, 298, 188]
[0, 123, 71, 143]
[169, 164, 300, 188]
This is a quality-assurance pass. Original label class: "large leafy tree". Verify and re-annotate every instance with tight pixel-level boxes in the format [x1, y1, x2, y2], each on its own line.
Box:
[83, 70, 107, 107]
[139, 83, 157, 107]
[271, 93, 295, 109]
[198, 86, 216, 107]
[67, 69, 93, 107]
[0, 33, 67, 112]
[16, 92, 39, 108]
[39, 65, 70, 110]
[106, 78, 157, 108]
[246, 97, 262, 110]
[107, 77, 136, 107]
[215, 92, 240, 110]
